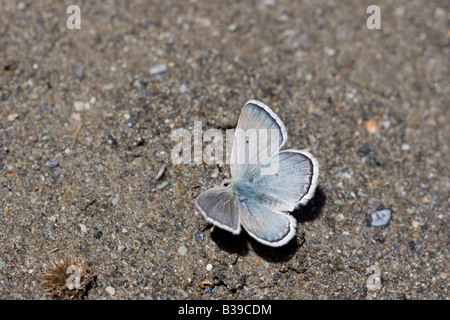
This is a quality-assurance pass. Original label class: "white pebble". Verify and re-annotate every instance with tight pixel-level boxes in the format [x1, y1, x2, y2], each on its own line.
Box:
[7, 113, 19, 121]
[149, 64, 167, 75]
[369, 208, 392, 228]
[178, 245, 187, 256]
[111, 195, 120, 206]
[105, 286, 116, 296]
[324, 47, 336, 56]
[73, 101, 85, 112]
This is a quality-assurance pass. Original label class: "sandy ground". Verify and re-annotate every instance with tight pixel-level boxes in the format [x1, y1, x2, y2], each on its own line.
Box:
[0, 0, 448, 299]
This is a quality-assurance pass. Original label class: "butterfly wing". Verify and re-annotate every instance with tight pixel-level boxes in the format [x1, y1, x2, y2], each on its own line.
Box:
[239, 200, 297, 247]
[254, 149, 319, 211]
[230, 100, 288, 179]
[195, 186, 241, 234]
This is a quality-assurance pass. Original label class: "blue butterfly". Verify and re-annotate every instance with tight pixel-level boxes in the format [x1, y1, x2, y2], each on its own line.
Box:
[196, 100, 319, 247]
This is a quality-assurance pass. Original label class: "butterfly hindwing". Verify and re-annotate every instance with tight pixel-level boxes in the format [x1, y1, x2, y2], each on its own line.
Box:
[250, 149, 319, 211]
[239, 200, 297, 247]
[195, 186, 241, 234]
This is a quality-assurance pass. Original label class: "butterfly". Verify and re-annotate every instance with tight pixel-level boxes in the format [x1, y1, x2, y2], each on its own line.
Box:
[196, 100, 319, 247]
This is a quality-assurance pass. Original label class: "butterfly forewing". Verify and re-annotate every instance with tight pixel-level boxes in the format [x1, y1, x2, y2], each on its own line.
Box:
[230, 100, 288, 179]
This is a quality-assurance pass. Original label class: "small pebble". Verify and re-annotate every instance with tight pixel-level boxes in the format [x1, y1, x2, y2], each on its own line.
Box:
[7, 113, 19, 121]
[194, 231, 204, 243]
[51, 171, 60, 180]
[73, 101, 85, 112]
[127, 114, 139, 127]
[369, 208, 392, 228]
[155, 181, 169, 190]
[206, 264, 213, 271]
[324, 47, 336, 56]
[412, 220, 420, 229]
[155, 164, 166, 180]
[335, 213, 345, 222]
[118, 243, 126, 253]
[106, 134, 118, 146]
[79, 224, 87, 233]
[94, 229, 103, 239]
[0, 258, 6, 269]
[45, 160, 59, 168]
[111, 195, 120, 206]
[401, 143, 410, 151]
[365, 120, 378, 134]
[204, 286, 213, 295]
[358, 144, 371, 156]
[105, 286, 116, 296]
[178, 245, 187, 256]
[103, 83, 114, 90]
[70, 112, 81, 122]
[228, 24, 238, 32]
[149, 64, 167, 75]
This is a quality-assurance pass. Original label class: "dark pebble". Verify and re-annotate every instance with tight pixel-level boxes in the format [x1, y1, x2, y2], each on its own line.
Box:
[94, 229, 103, 239]
[215, 265, 226, 272]
[106, 134, 118, 146]
[194, 231, 204, 243]
[51, 171, 60, 180]
[358, 143, 371, 156]
[204, 285, 213, 295]
[272, 272, 283, 281]
[45, 160, 59, 168]
[127, 114, 139, 127]
[373, 237, 385, 244]
[284, 279, 291, 287]
[133, 147, 144, 157]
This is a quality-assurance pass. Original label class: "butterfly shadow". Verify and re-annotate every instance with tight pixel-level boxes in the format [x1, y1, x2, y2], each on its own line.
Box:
[291, 185, 326, 223]
[210, 186, 327, 262]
